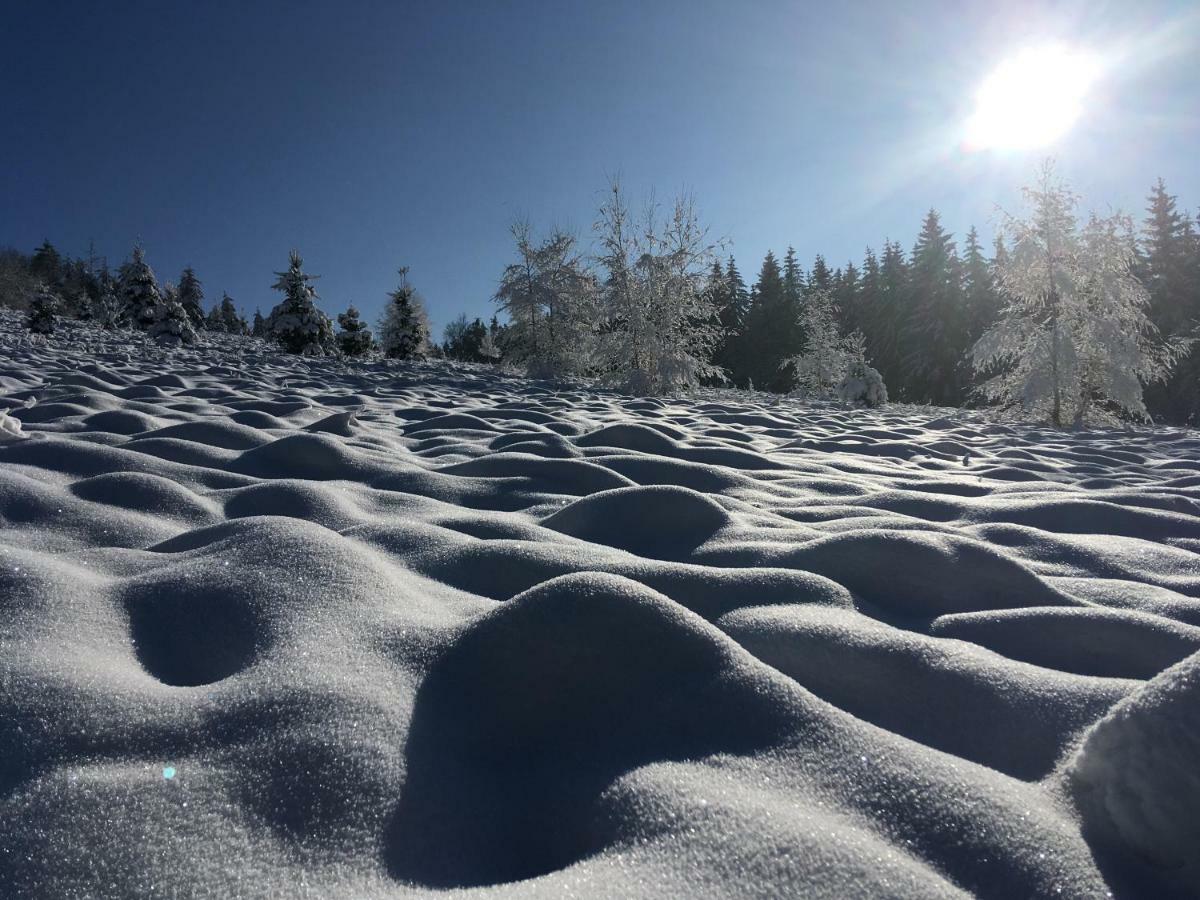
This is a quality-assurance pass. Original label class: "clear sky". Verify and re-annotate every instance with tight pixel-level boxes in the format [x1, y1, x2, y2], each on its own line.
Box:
[2, 1, 1197, 336]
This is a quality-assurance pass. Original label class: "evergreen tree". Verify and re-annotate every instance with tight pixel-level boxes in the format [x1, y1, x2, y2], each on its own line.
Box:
[1141, 179, 1200, 423]
[337, 305, 374, 356]
[864, 240, 910, 396]
[265, 251, 335, 355]
[220, 294, 247, 333]
[807, 254, 834, 295]
[177, 266, 206, 328]
[443, 314, 489, 361]
[739, 251, 795, 391]
[712, 256, 749, 382]
[379, 266, 430, 360]
[150, 283, 199, 347]
[962, 227, 999, 354]
[30, 240, 62, 288]
[835, 260, 862, 336]
[901, 209, 967, 405]
[93, 276, 124, 330]
[26, 285, 59, 334]
[856, 247, 882, 367]
[118, 244, 162, 330]
[252, 308, 266, 338]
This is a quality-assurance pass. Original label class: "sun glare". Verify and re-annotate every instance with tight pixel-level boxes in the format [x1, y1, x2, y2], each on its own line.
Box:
[966, 44, 1101, 152]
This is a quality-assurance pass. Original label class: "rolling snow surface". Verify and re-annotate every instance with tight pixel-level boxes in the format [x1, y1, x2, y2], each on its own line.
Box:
[1, 314, 1198, 898]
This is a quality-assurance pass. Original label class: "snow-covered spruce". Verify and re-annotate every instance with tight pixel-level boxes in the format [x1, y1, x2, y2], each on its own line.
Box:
[117, 244, 162, 330]
[265, 251, 335, 355]
[336, 305, 373, 356]
[838, 355, 888, 407]
[177, 266, 206, 329]
[207, 293, 247, 335]
[149, 284, 199, 347]
[26, 286, 59, 334]
[378, 267, 430, 360]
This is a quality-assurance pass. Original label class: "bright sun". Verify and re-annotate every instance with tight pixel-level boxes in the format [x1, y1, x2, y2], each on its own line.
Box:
[966, 44, 1101, 151]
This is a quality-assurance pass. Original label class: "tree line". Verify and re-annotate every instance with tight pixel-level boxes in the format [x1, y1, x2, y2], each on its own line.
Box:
[466, 169, 1198, 424]
[0, 243, 432, 360]
[5, 167, 1197, 425]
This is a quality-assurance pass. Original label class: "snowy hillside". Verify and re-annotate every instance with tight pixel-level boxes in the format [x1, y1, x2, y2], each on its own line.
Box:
[1, 314, 1198, 898]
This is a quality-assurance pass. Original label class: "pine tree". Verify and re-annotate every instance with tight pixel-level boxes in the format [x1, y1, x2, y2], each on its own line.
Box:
[379, 266, 430, 360]
[265, 251, 335, 355]
[26, 285, 59, 334]
[901, 209, 967, 405]
[972, 163, 1183, 426]
[177, 267, 206, 328]
[150, 283, 199, 346]
[252, 308, 266, 338]
[337, 305, 374, 356]
[118, 244, 162, 330]
[835, 260, 862, 336]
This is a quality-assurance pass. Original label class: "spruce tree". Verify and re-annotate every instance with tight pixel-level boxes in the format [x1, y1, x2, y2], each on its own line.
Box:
[177, 267, 206, 328]
[118, 245, 162, 330]
[864, 240, 910, 397]
[265, 251, 335, 355]
[252, 308, 266, 338]
[150, 284, 199, 347]
[739, 251, 794, 391]
[962, 227, 999, 354]
[337, 305, 374, 356]
[218, 294, 246, 334]
[1141, 179, 1200, 423]
[30, 240, 62, 288]
[901, 210, 966, 405]
[27, 286, 59, 334]
[379, 266, 430, 360]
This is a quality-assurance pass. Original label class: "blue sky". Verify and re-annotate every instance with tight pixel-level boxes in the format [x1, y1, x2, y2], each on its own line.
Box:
[2, 1, 1197, 336]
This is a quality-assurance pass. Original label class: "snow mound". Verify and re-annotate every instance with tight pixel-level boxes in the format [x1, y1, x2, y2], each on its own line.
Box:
[1061, 651, 1200, 893]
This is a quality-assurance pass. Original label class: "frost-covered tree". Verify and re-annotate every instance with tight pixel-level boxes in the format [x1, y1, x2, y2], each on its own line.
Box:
[494, 221, 593, 377]
[177, 266, 206, 328]
[118, 244, 162, 330]
[26, 286, 59, 334]
[337, 305, 374, 356]
[972, 163, 1184, 426]
[837, 332, 888, 407]
[593, 180, 721, 394]
[150, 284, 199, 346]
[265, 251, 334, 355]
[92, 277, 124, 330]
[782, 288, 885, 403]
[478, 327, 501, 364]
[378, 266, 430, 360]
